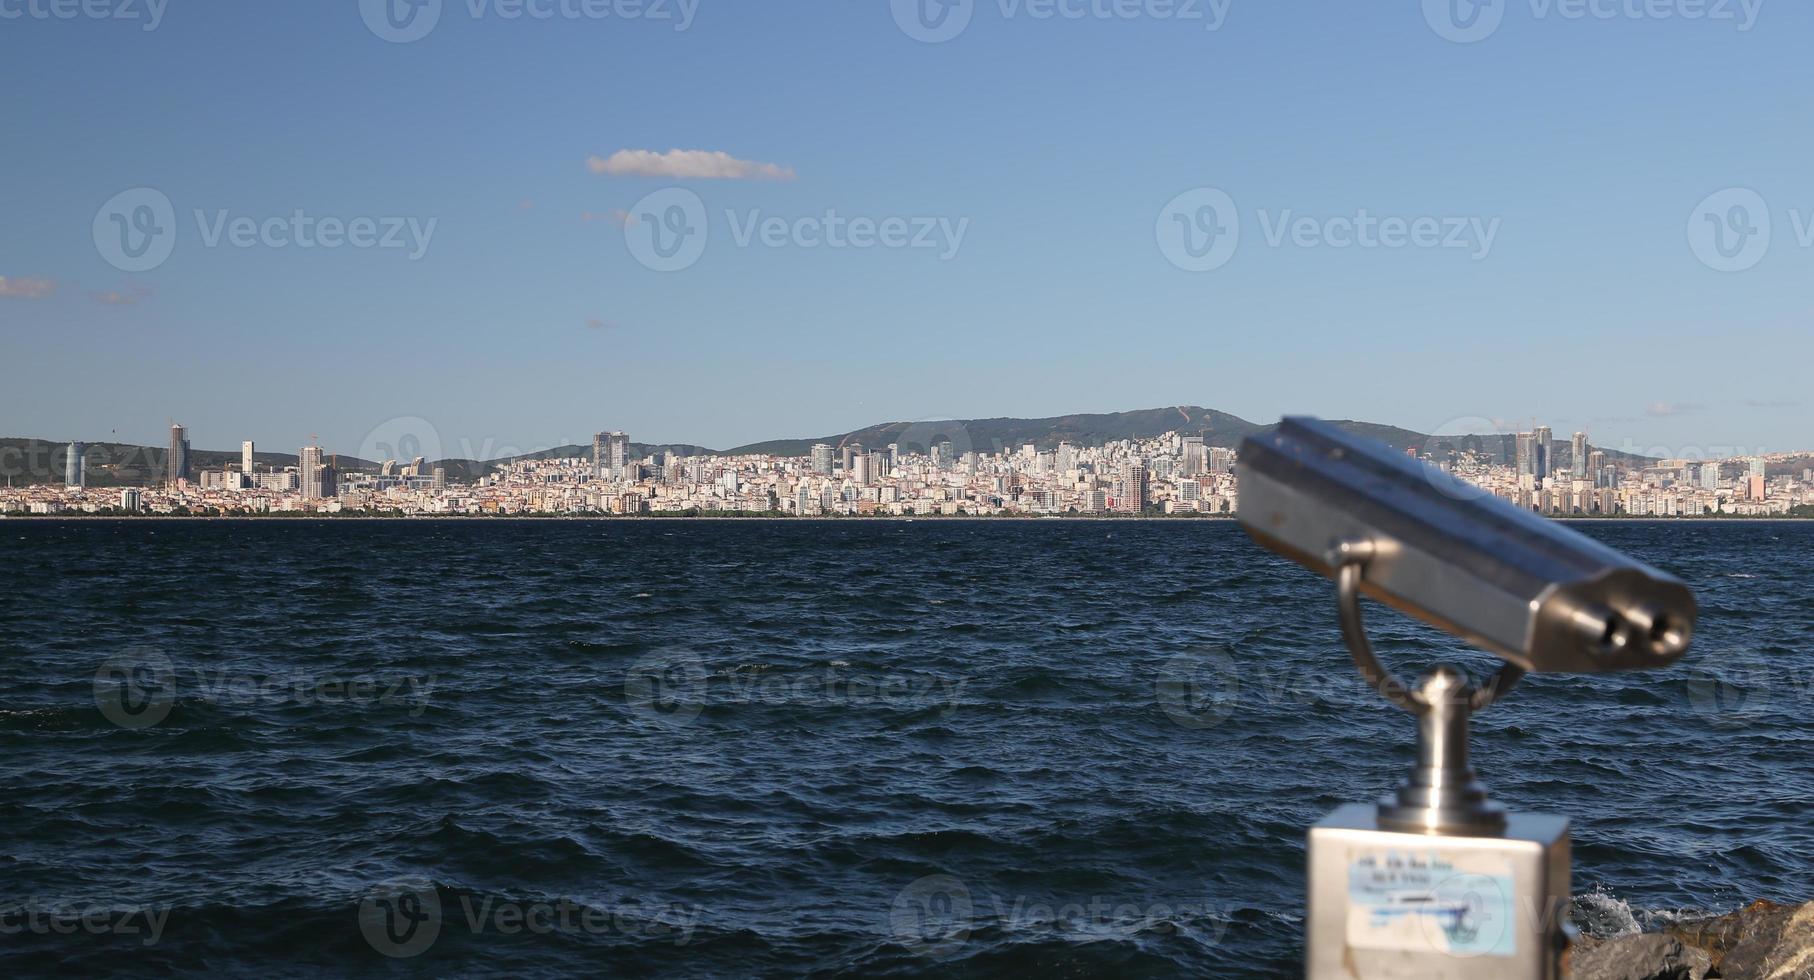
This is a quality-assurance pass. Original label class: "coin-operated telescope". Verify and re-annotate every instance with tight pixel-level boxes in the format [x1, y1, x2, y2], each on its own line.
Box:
[1237, 417, 1695, 980]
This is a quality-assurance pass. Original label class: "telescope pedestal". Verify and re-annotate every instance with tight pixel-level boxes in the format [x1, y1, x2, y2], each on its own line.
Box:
[1305, 804, 1571, 979]
[1306, 553, 1577, 978]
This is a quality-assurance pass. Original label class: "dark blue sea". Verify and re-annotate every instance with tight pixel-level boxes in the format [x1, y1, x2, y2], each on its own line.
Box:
[1, 519, 1809, 977]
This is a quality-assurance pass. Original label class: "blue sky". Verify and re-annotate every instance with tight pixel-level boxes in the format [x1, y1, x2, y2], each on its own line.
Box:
[2, 0, 1808, 459]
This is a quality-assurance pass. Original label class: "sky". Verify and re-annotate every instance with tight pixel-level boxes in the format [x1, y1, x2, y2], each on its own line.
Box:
[2, 0, 1809, 462]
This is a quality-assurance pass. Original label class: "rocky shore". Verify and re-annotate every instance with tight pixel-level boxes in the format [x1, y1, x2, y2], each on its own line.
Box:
[1573, 900, 1814, 979]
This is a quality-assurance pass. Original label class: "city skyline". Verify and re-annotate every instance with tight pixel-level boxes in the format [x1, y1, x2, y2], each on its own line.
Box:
[9, 417, 1811, 519]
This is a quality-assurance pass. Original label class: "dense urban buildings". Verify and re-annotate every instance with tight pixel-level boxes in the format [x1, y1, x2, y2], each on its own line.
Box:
[2, 422, 1810, 518]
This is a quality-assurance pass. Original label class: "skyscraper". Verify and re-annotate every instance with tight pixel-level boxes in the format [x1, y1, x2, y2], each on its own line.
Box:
[1181, 436, 1205, 476]
[300, 446, 324, 500]
[1514, 432, 1534, 479]
[607, 432, 631, 481]
[242, 440, 255, 475]
[592, 432, 608, 479]
[1571, 432, 1588, 478]
[811, 443, 834, 476]
[167, 424, 190, 485]
[1121, 463, 1149, 514]
[65, 442, 84, 487]
[1533, 426, 1553, 481]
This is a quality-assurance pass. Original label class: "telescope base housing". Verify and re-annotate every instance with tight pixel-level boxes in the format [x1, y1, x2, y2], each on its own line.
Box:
[1305, 804, 1573, 979]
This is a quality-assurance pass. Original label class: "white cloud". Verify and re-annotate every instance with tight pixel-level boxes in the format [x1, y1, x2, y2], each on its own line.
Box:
[0, 276, 57, 299]
[586, 148, 796, 181]
[1646, 401, 1705, 418]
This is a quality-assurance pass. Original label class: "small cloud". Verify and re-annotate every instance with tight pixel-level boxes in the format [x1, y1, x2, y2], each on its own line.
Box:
[518, 198, 535, 210]
[1647, 401, 1705, 418]
[1744, 398, 1800, 409]
[90, 284, 155, 307]
[581, 209, 636, 227]
[0, 276, 57, 300]
[586, 318, 621, 330]
[586, 148, 796, 181]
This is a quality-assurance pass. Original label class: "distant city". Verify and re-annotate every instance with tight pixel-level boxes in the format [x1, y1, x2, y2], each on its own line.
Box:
[3, 419, 1811, 519]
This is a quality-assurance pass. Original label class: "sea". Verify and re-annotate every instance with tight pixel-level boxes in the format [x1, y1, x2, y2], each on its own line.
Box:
[1, 519, 1808, 977]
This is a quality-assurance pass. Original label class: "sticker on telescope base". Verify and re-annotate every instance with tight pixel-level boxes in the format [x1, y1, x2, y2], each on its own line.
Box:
[1345, 850, 1515, 958]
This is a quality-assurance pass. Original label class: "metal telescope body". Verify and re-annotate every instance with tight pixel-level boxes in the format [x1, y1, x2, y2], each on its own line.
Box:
[1236, 417, 1696, 980]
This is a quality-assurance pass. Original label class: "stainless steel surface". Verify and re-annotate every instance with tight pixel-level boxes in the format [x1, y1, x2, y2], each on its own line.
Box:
[1306, 804, 1572, 980]
[1238, 417, 1696, 673]
[1375, 667, 1506, 836]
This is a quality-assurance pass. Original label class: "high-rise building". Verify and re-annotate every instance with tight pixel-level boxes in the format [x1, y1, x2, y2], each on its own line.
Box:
[607, 432, 631, 481]
[1182, 436, 1206, 475]
[1514, 432, 1534, 479]
[242, 440, 255, 475]
[1121, 463, 1149, 514]
[853, 452, 871, 486]
[1748, 457, 1767, 478]
[118, 488, 141, 512]
[167, 424, 191, 485]
[842, 443, 862, 474]
[1533, 426, 1553, 481]
[299, 446, 324, 500]
[65, 442, 84, 487]
[1701, 462, 1720, 491]
[811, 443, 834, 475]
[1571, 432, 1588, 478]
[1056, 441, 1076, 473]
[592, 432, 608, 479]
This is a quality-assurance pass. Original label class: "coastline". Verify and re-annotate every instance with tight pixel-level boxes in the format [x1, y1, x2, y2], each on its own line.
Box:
[4, 514, 1812, 523]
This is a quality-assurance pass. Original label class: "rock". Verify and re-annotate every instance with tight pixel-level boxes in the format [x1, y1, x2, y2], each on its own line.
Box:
[1669, 900, 1814, 980]
[1569, 932, 1714, 980]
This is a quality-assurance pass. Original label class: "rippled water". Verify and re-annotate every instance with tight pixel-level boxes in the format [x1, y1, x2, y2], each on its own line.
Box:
[1, 519, 1809, 976]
